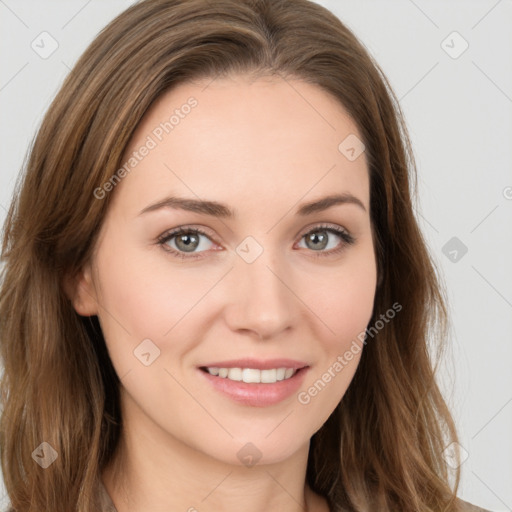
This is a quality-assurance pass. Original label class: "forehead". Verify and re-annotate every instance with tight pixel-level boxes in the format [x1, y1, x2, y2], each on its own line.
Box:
[113, 74, 369, 216]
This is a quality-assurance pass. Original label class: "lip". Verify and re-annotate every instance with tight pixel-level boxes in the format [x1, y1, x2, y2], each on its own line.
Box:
[197, 363, 310, 408]
[199, 358, 309, 370]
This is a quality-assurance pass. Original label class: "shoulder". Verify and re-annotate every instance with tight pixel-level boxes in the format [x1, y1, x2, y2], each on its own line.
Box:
[457, 497, 493, 512]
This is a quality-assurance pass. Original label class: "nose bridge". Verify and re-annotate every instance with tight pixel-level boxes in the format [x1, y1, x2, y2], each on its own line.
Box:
[226, 239, 296, 338]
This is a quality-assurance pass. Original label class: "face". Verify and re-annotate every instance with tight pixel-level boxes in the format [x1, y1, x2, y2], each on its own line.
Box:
[72, 74, 377, 466]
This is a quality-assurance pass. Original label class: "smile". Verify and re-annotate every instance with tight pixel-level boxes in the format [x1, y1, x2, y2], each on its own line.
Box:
[198, 365, 310, 407]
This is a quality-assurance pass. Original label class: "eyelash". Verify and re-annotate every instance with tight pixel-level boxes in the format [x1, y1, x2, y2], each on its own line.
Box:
[157, 224, 356, 260]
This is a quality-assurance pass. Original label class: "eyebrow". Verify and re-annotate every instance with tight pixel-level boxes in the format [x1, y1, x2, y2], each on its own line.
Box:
[138, 192, 367, 218]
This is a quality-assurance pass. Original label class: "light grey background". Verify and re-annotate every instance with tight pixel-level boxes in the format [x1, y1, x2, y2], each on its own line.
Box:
[0, 1, 511, 511]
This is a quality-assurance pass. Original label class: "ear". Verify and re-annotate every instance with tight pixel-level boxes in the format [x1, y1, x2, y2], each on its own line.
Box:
[62, 263, 99, 317]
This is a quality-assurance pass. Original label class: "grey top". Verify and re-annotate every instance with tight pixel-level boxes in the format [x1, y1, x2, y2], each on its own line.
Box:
[97, 479, 491, 512]
[97, 479, 118, 512]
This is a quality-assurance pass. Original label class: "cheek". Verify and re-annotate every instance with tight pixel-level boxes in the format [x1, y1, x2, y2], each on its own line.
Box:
[305, 247, 377, 349]
[95, 240, 215, 339]
[92, 243, 217, 411]
[295, 256, 375, 428]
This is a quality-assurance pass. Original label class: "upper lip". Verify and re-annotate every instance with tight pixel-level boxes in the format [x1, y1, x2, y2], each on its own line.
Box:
[199, 358, 309, 370]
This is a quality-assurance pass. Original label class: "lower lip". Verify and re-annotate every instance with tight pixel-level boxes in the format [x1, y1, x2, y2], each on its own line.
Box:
[198, 367, 309, 407]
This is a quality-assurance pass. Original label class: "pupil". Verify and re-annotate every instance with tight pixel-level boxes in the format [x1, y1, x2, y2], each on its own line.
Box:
[177, 233, 198, 252]
[308, 231, 327, 250]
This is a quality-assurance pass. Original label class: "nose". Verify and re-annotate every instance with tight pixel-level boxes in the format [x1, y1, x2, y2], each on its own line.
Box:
[222, 247, 298, 340]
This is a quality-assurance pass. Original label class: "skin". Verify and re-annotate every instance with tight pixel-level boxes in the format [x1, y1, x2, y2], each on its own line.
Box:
[69, 74, 377, 512]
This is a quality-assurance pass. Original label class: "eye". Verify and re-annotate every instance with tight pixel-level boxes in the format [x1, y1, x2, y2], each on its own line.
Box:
[296, 224, 355, 257]
[157, 227, 217, 260]
[157, 223, 356, 260]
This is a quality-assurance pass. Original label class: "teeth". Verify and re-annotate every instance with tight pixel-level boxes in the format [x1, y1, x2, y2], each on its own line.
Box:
[228, 368, 242, 381]
[205, 367, 297, 383]
[261, 369, 276, 383]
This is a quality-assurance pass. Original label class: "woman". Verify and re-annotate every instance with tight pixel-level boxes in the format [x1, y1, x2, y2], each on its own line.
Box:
[0, 0, 491, 511]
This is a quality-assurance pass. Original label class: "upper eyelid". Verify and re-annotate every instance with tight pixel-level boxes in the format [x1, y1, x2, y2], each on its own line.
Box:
[159, 225, 217, 244]
[297, 222, 350, 237]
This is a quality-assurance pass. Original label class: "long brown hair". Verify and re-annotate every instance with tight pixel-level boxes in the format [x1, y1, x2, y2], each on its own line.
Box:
[0, 0, 463, 510]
